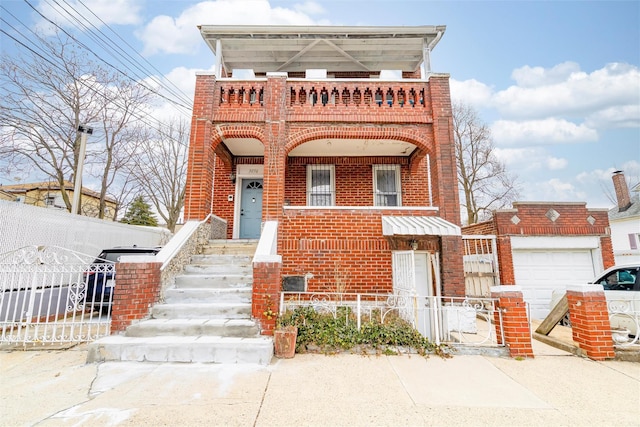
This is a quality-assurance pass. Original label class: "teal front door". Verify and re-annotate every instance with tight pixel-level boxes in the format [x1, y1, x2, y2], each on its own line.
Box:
[239, 179, 263, 239]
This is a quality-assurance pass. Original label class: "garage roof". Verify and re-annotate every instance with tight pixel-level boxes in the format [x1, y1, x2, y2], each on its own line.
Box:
[382, 216, 461, 236]
[198, 25, 446, 74]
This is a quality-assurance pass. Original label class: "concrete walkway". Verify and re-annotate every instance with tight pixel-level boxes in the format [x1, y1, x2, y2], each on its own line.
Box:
[1, 340, 638, 426]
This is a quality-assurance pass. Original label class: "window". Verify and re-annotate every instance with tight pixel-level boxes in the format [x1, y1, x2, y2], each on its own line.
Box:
[44, 195, 55, 206]
[629, 233, 639, 250]
[307, 165, 335, 206]
[598, 267, 639, 291]
[373, 165, 401, 206]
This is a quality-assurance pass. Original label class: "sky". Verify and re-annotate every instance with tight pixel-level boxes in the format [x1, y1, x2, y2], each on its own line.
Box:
[1, 0, 639, 209]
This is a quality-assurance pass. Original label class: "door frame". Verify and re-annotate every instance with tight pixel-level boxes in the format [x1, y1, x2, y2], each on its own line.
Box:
[233, 165, 264, 239]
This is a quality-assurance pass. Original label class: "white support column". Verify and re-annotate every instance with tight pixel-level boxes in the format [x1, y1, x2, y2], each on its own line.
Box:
[422, 39, 431, 78]
[215, 39, 223, 77]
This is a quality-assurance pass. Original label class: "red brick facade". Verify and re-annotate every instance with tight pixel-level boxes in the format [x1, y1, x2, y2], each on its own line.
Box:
[566, 286, 615, 360]
[491, 286, 534, 358]
[111, 262, 161, 332]
[185, 71, 464, 328]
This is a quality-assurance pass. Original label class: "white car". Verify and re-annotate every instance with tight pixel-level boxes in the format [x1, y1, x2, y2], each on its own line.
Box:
[550, 264, 640, 342]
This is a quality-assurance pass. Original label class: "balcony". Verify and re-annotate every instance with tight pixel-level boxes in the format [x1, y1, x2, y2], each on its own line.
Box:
[214, 79, 434, 124]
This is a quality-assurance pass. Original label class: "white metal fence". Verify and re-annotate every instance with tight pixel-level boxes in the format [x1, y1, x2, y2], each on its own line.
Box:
[462, 235, 500, 297]
[0, 246, 114, 345]
[280, 292, 505, 348]
[607, 297, 640, 347]
[0, 199, 171, 257]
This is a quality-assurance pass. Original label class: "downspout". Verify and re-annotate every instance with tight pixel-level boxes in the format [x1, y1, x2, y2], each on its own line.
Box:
[422, 31, 443, 78]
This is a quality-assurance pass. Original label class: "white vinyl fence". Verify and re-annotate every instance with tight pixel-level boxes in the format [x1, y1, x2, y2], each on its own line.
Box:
[0, 200, 171, 256]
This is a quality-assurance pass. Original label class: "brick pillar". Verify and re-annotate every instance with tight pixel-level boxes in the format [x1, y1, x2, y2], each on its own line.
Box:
[490, 285, 534, 358]
[441, 235, 464, 297]
[427, 75, 460, 225]
[263, 72, 288, 222]
[185, 73, 217, 220]
[600, 236, 615, 270]
[566, 285, 615, 360]
[111, 261, 161, 333]
[496, 235, 515, 285]
[252, 260, 282, 335]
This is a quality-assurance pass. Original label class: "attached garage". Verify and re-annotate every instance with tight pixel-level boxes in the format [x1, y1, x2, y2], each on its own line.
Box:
[511, 236, 603, 319]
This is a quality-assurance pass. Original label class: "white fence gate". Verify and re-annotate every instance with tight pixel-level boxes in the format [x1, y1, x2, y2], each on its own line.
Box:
[0, 246, 113, 345]
[463, 235, 500, 297]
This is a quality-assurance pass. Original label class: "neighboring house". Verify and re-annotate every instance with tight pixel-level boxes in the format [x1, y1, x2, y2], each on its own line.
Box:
[463, 202, 614, 319]
[609, 171, 640, 264]
[184, 25, 466, 297]
[2, 180, 118, 220]
[0, 188, 16, 202]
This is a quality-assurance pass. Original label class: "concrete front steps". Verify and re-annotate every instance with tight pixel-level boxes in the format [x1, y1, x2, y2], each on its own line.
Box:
[87, 240, 273, 365]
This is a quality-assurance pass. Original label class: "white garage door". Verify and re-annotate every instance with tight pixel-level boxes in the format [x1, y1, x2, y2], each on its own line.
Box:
[513, 249, 596, 320]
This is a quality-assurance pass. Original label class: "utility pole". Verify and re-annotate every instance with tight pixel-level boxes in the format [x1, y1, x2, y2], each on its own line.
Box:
[71, 125, 93, 215]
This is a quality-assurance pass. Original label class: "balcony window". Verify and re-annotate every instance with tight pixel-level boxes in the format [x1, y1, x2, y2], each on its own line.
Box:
[307, 164, 335, 206]
[373, 165, 401, 206]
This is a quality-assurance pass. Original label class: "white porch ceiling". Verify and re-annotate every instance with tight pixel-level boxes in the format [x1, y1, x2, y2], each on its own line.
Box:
[199, 25, 446, 74]
[223, 138, 417, 157]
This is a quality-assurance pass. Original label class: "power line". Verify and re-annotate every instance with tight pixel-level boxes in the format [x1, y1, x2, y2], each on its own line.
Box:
[21, 0, 193, 115]
[51, 0, 194, 110]
[0, 16, 187, 143]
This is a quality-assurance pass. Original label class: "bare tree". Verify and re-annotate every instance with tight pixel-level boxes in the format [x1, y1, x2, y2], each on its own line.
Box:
[126, 119, 188, 232]
[0, 32, 150, 218]
[453, 102, 519, 225]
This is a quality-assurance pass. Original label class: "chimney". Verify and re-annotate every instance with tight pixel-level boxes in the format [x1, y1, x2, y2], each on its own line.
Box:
[612, 171, 632, 212]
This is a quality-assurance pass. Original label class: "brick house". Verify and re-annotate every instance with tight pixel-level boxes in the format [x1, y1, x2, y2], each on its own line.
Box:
[463, 202, 615, 319]
[184, 25, 465, 324]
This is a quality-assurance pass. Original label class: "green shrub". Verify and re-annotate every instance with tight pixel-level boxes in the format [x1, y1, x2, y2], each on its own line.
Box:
[277, 306, 450, 357]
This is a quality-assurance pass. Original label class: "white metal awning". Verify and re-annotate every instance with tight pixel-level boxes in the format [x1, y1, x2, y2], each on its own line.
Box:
[381, 216, 461, 236]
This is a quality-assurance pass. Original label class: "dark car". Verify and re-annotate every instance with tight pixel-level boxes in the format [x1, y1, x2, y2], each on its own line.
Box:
[84, 246, 161, 314]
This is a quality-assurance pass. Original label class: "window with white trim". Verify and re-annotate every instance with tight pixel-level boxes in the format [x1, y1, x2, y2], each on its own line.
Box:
[307, 164, 335, 206]
[373, 165, 401, 206]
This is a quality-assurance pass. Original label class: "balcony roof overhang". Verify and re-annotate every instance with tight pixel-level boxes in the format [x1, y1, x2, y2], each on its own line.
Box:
[198, 25, 446, 74]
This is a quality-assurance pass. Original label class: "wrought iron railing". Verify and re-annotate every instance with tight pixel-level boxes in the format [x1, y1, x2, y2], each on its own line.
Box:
[607, 297, 640, 347]
[0, 246, 113, 345]
[280, 292, 504, 347]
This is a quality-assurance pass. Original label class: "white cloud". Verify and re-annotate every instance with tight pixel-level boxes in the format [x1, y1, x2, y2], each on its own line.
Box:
[511, 62, 581, 88]
[524, 178, 587, 202]
[450, 78, 493, 108]
[137, 0, 324, 56]
[491, 118, 598, 146]
[546, 156, 568, 170]
[494, 147, 567, 172]
[492, 62, 640, 124]
[585, 104, 640, 129]
[576, 161, 640, 186]
[293, 1, 326, 15]
[34, 0, 141, 34]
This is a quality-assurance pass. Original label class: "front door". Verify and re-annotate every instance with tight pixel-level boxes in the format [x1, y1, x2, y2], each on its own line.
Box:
[239, 179, 263, 239]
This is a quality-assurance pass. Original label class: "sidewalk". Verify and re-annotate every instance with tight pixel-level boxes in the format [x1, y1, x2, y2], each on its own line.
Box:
[1, 340, 638, 426]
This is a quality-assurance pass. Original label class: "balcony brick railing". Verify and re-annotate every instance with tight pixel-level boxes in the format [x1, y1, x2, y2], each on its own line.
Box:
[214, 79, 433, 123]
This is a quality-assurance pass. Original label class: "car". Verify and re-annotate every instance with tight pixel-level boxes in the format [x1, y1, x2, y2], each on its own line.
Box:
[549, 264, 640, 340]
[84, 246, 161, 314]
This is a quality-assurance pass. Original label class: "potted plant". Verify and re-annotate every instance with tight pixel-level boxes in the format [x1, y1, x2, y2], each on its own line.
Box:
[272, 308, 298, 358]
[273, 323, 298, 358]
[263, 296, 298, 358]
